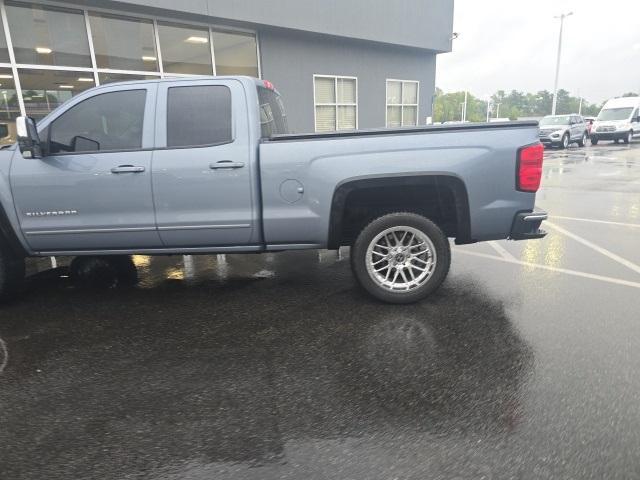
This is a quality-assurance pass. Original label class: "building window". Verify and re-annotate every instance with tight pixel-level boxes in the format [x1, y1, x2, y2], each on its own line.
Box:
[386, 80, 419, 127]
[157, 22, 213, 76]
[89, 13, 159, 73]
[5, 2, 91, 68]
[18, 69, 95, 119]
[314, 75, 357, 132]
[98, 72, 158, 85]
[212, 31, 258, 77]
[0, 68, 19, 145]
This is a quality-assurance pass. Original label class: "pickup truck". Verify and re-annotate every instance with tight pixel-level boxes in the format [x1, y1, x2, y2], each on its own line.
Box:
[2, 76, 547, 304]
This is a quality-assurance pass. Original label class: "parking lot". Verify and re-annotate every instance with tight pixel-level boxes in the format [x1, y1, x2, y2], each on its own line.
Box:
[1, 141, 640, 479]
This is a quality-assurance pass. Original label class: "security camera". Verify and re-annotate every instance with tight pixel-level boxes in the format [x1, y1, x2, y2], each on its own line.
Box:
[451, 32, 460, 40]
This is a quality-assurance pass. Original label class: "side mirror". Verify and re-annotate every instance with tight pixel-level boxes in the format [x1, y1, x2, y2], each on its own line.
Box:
[16, 116, 42, 159]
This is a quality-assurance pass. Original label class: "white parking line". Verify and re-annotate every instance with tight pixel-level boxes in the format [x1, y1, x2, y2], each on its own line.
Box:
[545, 221, 640, 276]
[549, 215, 640, 228]
[456, 250, 640, 290]
[488, 241, 517, 261]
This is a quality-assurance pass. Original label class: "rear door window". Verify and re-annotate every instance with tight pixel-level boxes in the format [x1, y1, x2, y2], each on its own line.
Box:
[167, 85, 232, 148]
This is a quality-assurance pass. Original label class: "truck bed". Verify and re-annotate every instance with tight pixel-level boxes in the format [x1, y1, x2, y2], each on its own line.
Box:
[263, 121, 539, 142]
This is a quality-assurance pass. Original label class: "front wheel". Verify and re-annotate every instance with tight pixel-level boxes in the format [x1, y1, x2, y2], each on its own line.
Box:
[350, 213, 451, 304]
[561, 133, 570, 149]
[591, 137, 599, 146]
[623, 131, 633, 144]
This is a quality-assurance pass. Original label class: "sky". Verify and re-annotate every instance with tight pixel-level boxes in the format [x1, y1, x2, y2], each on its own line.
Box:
[436, 0, 640, 103]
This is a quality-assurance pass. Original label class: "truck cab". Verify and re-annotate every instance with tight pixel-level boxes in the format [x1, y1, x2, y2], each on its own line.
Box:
[10, 77, 274, 254]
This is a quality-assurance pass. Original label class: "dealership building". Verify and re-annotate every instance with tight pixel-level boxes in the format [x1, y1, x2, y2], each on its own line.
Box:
[0, 0, 453, 140]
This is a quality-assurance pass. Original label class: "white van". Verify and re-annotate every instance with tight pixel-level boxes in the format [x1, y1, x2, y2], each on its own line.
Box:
[591, 97, 640, 145]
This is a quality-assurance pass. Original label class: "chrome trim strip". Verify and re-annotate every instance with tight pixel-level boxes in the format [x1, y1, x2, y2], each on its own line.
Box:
[523, 214, 548, 222]
[266, 243, 323, 251]
[37, 245, 263, 256]
[26, 227, 156, 236]
[158, 224, 251, 231]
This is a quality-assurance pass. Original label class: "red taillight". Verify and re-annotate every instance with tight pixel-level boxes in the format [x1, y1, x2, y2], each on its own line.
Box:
[263, 80, 275, 90]
[517, 143, 544, 192]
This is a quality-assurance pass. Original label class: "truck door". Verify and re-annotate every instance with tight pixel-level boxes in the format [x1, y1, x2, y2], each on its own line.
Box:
[9, 85, 161, 252]
[151, 79, 256, 247]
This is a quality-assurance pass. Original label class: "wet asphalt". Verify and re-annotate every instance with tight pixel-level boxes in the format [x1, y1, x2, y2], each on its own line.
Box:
[1, 141, 640, 479]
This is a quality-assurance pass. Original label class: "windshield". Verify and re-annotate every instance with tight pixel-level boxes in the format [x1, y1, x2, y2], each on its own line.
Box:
[258, 87, 289, 138]
[540, 115, 571, 126]
[597, 107, 633, 121]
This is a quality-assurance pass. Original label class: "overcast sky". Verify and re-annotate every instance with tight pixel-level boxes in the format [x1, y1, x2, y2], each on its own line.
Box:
[436, 0, 640, 103]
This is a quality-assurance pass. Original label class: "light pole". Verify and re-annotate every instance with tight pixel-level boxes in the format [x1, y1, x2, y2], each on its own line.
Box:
[552, 12, 573, 115]
[495, 103, 502, 119]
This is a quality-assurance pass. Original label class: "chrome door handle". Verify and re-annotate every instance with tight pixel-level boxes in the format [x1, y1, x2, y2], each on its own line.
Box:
[210, 161, 245, 170]
[111, 165, 145, 174]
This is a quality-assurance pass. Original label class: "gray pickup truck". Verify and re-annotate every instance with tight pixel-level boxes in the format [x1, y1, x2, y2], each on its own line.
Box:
[2, 77, 546, 304]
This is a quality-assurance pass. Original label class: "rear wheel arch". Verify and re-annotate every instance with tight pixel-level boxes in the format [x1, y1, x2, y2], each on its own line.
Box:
[327, 175, 472, 249]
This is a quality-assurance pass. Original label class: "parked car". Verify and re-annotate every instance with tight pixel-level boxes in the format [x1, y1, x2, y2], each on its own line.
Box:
[3, 76, 547, 304]
[538, 114, 589, 149]
[591, 97, 640, 145]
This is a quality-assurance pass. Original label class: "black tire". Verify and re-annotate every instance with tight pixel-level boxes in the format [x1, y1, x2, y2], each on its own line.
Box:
[591, 137, 599, 146]
[614, 139, 620, 144]
[70, 255, 138, 289]
[561, 133, 570, 149]
[623, 131, 633, 144]
[350, 213, 451, 304]
[577, 132, 587, 147]
[0, 246, 25, 302]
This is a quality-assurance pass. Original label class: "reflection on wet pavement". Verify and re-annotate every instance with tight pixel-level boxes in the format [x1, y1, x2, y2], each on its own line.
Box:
[1, 251, 535, 479]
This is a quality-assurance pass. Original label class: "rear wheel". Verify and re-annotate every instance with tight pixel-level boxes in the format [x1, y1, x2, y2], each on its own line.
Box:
[350, 213, 451, 304]
[0, 246, 25, 302]
[577, 132, 587, 147]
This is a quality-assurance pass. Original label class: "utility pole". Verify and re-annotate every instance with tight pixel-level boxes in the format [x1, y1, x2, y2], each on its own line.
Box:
[552, 12, 573, 115]
[495, 103, 502, 119]
[578, 96, 583, 115]
[486, 100, 491, 122]
[460, 91, 468, 122]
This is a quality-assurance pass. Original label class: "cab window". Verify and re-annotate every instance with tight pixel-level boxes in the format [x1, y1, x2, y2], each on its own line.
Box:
[48, 89, 146, 154]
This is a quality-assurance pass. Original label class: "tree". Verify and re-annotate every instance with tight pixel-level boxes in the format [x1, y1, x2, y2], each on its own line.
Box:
[433, 87, 605, 122]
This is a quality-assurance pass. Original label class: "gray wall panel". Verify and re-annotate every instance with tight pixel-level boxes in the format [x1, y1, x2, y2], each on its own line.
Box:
[259, 29, 437, 133]
[64, 0, 454, 52]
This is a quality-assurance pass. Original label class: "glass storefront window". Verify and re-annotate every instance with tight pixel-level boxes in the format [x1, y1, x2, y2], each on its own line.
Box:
[0, 4, 259, 122]
[6, 2, 91, 68]
[18, 69, 95, 119]
[0, 68, 19, 144]
[89, 13, 159, 72]
[212, 31, 258, 77]
[157, 22, 212, 75]
[98, 72, 159, 85]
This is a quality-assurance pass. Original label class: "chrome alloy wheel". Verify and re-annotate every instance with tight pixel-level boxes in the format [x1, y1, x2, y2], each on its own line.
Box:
[365, 226, 437, 292]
